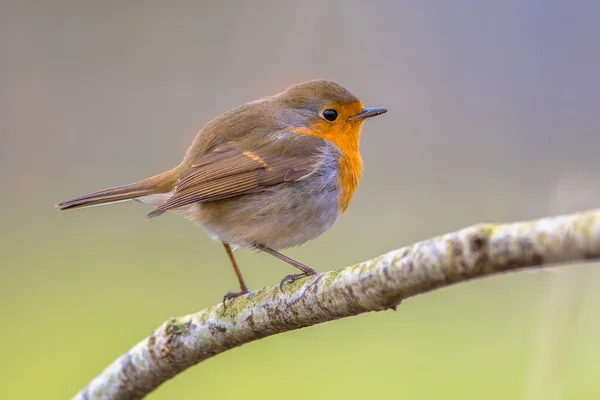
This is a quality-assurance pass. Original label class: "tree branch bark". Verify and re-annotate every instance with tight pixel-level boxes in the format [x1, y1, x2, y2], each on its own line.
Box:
[74, 209, 600, 400]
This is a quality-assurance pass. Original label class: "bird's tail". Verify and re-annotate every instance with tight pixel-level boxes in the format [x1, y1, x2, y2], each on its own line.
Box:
[55, 170, 176, 211]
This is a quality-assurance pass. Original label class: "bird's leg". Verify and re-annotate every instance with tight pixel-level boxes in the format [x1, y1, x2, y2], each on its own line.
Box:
[222, 243, 250, 303]
[254, 244, 317, 290]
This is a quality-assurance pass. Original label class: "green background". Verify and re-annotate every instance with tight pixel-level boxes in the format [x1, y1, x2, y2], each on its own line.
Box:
[2, 2, 600, 399]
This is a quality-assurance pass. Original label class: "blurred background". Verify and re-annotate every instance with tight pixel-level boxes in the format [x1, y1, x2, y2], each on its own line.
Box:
[2, 1, 600, 399]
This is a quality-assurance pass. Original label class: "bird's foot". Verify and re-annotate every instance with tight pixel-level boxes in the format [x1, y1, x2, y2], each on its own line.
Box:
[279, 270, 317, 291]
[222, 290, 250, 307]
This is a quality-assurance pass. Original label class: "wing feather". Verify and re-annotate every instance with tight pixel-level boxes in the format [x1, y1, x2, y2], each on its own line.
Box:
[146, 143, 321, 218]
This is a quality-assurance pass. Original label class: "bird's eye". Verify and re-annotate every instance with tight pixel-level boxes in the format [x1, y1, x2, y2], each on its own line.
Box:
[322, 109, 338, 122]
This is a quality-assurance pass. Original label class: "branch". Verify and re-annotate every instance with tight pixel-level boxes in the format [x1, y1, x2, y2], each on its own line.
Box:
[74, 209, 600, 400]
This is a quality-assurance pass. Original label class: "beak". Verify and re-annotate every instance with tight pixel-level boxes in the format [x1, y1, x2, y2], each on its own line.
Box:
[349, 107, 388, 121]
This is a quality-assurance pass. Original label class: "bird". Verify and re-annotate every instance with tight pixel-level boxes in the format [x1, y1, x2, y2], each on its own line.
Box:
[56, 79, 387, 301]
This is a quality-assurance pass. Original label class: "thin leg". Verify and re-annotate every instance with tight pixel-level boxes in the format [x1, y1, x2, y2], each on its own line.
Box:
[222, 243, 250, 302]
[255, 244, 317, 290]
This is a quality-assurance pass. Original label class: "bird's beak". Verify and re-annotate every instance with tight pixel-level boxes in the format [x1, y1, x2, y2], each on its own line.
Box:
[349, 107, 388, 121]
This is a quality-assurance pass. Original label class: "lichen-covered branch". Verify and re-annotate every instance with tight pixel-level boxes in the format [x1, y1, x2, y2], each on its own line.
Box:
[74, 209, 600, 400]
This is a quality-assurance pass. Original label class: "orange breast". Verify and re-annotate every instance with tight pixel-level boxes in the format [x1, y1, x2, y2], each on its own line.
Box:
[292, 118, 363, 214]
[336, 147, 362, 213]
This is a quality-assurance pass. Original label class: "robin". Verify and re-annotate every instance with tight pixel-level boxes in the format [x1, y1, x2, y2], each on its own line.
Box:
[56, 80, 387, 301]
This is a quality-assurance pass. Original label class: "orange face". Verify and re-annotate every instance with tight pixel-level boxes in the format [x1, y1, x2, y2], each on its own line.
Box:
[292, 101, 365, 149]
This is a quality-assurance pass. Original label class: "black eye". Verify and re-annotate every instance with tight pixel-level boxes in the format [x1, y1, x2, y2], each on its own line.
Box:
[322, 109, 338, 121]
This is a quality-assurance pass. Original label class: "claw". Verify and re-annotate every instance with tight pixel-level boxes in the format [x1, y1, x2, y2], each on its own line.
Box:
[279, 271, 316, 291]
[222, 290, 249, 309]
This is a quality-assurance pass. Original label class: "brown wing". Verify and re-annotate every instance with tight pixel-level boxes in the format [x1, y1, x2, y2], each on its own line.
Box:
[146, 143, 319, 218]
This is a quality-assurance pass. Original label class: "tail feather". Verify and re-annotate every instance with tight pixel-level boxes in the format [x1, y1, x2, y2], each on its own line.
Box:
[55, 171, 176, 212]
[55, 183, 155, 211]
